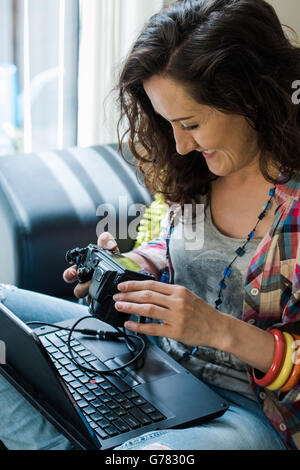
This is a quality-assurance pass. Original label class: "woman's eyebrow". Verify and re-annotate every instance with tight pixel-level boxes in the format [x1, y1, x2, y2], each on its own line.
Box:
[170, 115, 195, 122]
[153, 108, 195, 122]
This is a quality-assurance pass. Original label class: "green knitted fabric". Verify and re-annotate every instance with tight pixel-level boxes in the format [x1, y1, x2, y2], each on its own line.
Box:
[133, 194, 167, 249]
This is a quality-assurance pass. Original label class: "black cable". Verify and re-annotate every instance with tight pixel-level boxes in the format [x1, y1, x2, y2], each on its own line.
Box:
[27, 317, 146, 376]
[26, 320, 123, 340]
[66, 316, 146, 375]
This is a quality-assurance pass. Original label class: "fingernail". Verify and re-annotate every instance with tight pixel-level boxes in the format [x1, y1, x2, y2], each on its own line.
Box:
[125, 321, 136, 331]
[67, 268, 76, 280]
[118, 283, 127, 291]
[106, 240, 116, 249]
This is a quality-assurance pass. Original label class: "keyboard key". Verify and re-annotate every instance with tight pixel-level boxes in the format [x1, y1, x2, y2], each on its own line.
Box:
[90, 399, 103, 409]
[89, 411, 104, 422]
[72, 392, 81, 401]
[65, 363, 77, 372]
[105, 411, 119, 422]
[84, 406, 97, 416]
[93, 388, 105, 398]
[106, 375, 131, 393]
[96, 406, 110, 416]
[89, 421, 99, 430]
[123, 375, 140, 387]
[85, 355, 99, 363]
[115, 407, 127, 417]
[77, 399, 89, 408]
[84, 392, 97, 402]
[97, 418, 110, 429]
[69, 380, 83, 389]
[59, 368, 69, 377]
[132, 397, 147, 406]
[72, 344, 86, 352]
[130, 408, 152, 425]
[72, 370, 85, 378]
[77, 386, 89, 395]
[63, 374, 75, 383]
[47, 333, 64, 348]
[113, 418, 130, 433]
[105, 388, 118, 397]
[140, 404, 156, 415]
[60, 334, 70, 342]
[58, 357, 72, 366]
[122, 400, 134, 410]
[99, 394, 110, 403]
[40, 337, 52, 348]
[85, 382, 98, 391]
[149, 411, 165, 422]
[77, 349, 91, 357]
[116, 370, 127, 378]
[46, 346, 57, 354]
[124, 390, 139, 400]
[114, 394, 128, 404]
[105, 425, 118, 437]
[54, 330, 66, 337]
[106, 400, 119, 410]
[122, 414, 141, 429]
[78, 376, 89, 384]
[99, 381, 112, 391]
[94, 376, 106, 384]
[95, 427, 108, 439]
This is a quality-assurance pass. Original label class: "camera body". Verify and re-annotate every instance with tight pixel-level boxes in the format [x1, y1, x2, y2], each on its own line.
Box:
[65, 244, 155, 328]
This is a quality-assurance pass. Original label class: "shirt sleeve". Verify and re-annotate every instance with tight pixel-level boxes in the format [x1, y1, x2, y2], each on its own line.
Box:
[268, 240, 300, 403]
[127, 209, 171, 274]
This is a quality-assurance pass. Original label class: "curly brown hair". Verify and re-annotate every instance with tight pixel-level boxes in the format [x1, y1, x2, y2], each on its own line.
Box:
[117, 0, 300, 206]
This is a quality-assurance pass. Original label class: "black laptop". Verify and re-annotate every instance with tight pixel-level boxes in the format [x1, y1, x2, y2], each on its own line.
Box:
[0, 302, 228, 450]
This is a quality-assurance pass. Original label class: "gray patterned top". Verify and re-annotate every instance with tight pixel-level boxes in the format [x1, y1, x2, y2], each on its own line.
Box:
[157, 196, 261, 401]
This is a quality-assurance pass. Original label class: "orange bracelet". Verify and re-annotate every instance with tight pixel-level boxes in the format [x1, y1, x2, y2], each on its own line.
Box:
[280, 334, 300, 392]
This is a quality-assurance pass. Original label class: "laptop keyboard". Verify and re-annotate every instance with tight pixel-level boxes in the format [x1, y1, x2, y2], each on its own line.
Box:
[40, 330, 165, 440]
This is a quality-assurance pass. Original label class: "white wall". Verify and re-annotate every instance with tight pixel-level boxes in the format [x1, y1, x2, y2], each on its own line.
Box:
[268, 0, 300, 44]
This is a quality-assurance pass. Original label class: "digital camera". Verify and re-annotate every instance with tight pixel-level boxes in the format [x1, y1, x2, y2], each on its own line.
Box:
[65, 244, 155, 328]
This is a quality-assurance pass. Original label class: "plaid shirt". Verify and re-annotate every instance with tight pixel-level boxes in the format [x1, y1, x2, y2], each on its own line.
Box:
[132, 172, 300, 450]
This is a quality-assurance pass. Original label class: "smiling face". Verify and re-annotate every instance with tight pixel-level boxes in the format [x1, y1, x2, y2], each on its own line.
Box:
[143, 75, 261, 178]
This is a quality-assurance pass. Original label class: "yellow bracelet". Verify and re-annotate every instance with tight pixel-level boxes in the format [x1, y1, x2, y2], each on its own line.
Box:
[266, 332, 295, 391]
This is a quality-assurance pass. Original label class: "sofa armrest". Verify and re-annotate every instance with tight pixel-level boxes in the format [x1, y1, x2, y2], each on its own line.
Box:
[0, 144, 152, 299]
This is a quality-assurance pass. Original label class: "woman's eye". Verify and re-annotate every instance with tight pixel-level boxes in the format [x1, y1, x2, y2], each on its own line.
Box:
[181, 124, 199, 131]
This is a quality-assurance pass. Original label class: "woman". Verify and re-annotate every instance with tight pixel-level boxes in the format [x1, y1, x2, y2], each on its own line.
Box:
[0, 0, 300, 450]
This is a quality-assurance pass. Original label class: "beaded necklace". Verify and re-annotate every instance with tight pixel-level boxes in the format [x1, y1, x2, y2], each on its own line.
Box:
[162, 184, 277, 360]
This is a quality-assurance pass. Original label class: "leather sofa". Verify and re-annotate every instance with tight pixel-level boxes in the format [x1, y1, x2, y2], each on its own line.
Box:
[0, 144, 154, 450]
[0, 144, 153, 299]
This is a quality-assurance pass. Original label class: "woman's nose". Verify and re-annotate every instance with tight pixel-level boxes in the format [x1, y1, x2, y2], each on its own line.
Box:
[173, 127, 198, 156]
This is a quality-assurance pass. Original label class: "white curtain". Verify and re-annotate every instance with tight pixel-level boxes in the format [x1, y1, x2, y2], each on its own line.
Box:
[78, 0, 170, 147]
[267, 0, 300, 43]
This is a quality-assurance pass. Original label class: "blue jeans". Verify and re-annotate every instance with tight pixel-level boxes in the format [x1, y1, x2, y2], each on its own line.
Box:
[0, 284, 287, 450]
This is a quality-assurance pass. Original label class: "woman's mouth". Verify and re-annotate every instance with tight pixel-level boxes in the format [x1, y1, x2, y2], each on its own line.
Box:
[202, 150, 217, 159]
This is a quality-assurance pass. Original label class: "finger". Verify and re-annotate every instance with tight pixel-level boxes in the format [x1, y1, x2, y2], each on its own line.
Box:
[97, 232, 120, 252]
[115, 301, 170, 322]
[63, 265, 78, 283]
[113, 290, 170, 309]
[74, 280, 91, 299]
[124, 320, 169, 337]
[117, 279, 172, 295]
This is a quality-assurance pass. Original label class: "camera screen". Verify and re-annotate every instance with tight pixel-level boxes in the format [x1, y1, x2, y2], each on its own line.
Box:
[108, 252, 143, 273]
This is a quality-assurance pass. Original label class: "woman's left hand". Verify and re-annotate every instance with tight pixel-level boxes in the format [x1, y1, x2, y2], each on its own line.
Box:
[113, 280, 225, 348]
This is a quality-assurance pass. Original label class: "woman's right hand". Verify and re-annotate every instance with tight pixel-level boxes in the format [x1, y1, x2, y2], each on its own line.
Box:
[63, 232, 120, 301]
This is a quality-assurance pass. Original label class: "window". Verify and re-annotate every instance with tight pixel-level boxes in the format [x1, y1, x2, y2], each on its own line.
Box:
[0, 0, 79, 155]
